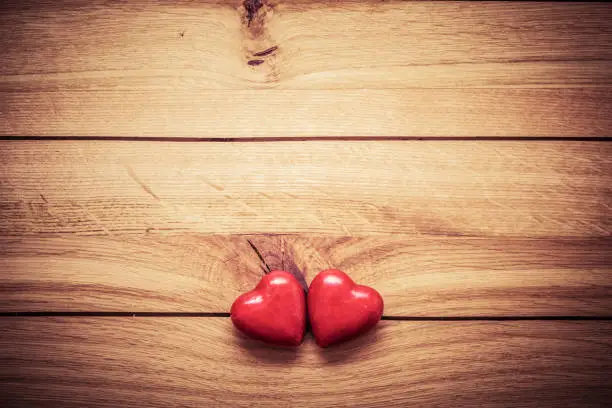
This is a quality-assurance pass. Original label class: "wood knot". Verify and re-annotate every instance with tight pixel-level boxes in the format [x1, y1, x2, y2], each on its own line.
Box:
[243, 0, 264, 26]
[241, 0, 273, 39]
[240, 0, 279, 80]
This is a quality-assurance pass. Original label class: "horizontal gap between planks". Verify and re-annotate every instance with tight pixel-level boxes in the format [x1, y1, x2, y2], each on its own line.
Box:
[1, 312, 612, 321]
[0, 136, 612, 142]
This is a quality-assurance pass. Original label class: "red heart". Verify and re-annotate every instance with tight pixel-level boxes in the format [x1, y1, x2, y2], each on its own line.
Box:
[308, 269, 384, 347]
[231, 270, 306, 346]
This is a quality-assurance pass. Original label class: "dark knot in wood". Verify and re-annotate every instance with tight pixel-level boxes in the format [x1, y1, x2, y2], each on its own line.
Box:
[244, 0, 264, 26]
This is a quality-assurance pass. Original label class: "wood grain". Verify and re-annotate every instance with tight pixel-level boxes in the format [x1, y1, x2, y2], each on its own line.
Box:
[2, 235, 611, 316]
[285, 236, 612, 317]
[1, 1, 611, 136]
[2, 2, 611, 406]
[1, 318, 611, 407]
[2, 89, 611, 137]
[1, 141, 610, 237]
[0, 235, 279, 313]
[2, 1, 610, 89]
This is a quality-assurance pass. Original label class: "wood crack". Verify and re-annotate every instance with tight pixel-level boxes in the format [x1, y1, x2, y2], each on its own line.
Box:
[253, 45, 278, 57]
[246, 238, 272, 273]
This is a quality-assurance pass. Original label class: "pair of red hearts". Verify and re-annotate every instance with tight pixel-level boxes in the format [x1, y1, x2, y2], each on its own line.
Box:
[231, 269, 384, 347]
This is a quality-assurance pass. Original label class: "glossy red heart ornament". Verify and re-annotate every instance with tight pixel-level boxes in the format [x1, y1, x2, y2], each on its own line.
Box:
[231, 270, 306, 346]
[308, 269, 384, 347]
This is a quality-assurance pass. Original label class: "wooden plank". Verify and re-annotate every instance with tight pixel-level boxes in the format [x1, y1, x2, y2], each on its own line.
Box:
[1, 141, 610, 237]
[2, 1, 610, 90]
[2, 235, 611, 316]
[2, 89, 611, 137]
[285, 236, 612, 317]
[270, 1, 612, 89]
[1, 318, 610, 407]
[0, 235, 279, 313]
[1, 1, 611, 136]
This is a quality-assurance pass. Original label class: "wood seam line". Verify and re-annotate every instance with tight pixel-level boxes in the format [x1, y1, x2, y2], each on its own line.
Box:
[1, 313, 612, 320]
[1, 137, 612, 142]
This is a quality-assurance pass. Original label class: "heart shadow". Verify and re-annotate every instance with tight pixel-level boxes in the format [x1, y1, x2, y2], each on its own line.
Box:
[316, 325, 384, 365]
[232, 327, 301, 364]
[231, 323, 386, 365]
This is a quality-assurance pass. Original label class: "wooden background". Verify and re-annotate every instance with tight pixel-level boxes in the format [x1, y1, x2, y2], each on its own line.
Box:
[1, 1, 611, 406]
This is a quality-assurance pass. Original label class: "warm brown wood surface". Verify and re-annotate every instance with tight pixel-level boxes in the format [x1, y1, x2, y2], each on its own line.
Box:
[1, 318, 611, 407]
[285, 236, 612, 317]
[2, 141, 611, 237]
[2, 1, 612, 406]
[2, 235, 611, 316]
[0, 235, 277, 313]
[5, 89, 611, 137]
[1, 1, 611, 136]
